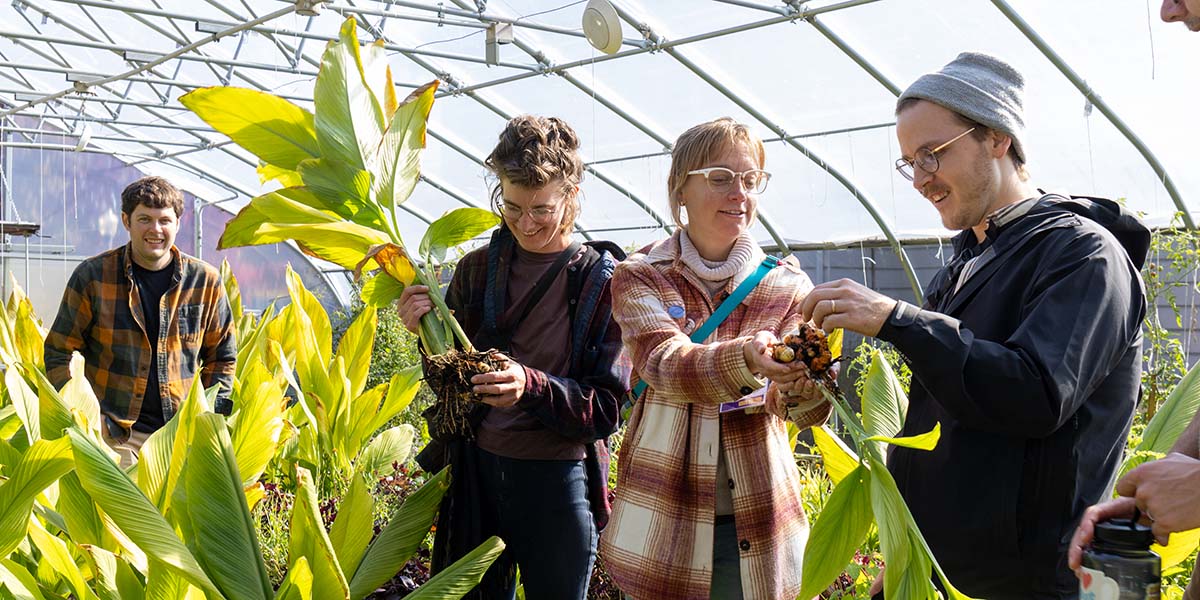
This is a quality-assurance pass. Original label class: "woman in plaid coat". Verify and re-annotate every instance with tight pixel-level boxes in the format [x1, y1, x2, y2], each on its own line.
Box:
[600, 118, 831, 600]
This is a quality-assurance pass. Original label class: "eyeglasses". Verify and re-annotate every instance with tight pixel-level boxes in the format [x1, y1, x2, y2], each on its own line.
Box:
[499, 201, 563, 223]
[686, 167, 771, 195]
[895, 127, 976, 181]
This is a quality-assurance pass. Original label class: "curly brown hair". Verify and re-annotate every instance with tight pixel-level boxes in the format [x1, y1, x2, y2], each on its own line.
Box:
[485, 115, 584, 234]
[121, 175, 184, 217]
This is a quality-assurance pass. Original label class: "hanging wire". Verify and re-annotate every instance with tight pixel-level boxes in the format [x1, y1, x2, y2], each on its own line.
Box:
[1145, 0, 1157, 80]
[1084, 100, 1097, 195]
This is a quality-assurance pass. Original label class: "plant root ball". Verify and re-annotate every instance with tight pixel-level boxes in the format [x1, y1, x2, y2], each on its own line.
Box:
[424, 349, 505, 439]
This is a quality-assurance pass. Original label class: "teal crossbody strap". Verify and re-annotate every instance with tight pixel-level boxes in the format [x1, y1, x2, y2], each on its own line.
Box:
[629, 255, 780, 401]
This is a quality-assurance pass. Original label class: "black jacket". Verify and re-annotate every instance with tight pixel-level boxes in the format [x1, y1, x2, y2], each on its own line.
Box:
[876, 194, 1149, 599]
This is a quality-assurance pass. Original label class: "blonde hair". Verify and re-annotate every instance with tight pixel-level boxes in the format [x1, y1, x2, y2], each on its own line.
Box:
[667, 117, 766, 229]
[485, 115, 584, 235]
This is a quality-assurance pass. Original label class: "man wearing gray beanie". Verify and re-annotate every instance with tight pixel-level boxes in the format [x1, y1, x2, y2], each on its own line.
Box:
[800, 52, 1148, 599]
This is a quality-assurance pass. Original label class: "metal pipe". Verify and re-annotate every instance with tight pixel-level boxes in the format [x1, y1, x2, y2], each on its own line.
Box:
[612, 5, 923, 300]
[806, 16, 901, 96]
[0, 3, 301, 117]
[990, 0, 1193, 229]
[334, 0, 648, 47]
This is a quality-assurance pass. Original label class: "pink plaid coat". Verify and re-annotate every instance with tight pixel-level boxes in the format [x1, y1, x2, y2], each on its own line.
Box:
[600, 232, 831, 600]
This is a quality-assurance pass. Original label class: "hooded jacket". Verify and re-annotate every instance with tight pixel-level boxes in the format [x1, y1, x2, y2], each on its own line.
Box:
[876, 193, 1149, 599]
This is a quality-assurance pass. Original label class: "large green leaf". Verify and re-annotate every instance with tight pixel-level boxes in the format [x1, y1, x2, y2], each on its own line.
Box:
[371, 366, 422, 434]
[296, 158, 387, 232]
[291, 467, 350, 600]
[12, 296, 42, 369]
[329, 475, 374, 580]
[60, 353, 102, 438]
[1140, 358, 1200, 453]
[113, 553, 146, 600]
[57, 471, 106, 548]
[346, 385, 388, 462]
[28, 363, 77, 440]
[179, 87, 319, 170]
[230, 363, 287, 486]
[0, 558, 45, 600]
[313, 17, 386, 172]
[356, 425, 416, 480]
[28, 517, 98, 600]
[813, 424, 859, 485]
[184, 413, 274, 600]
[219, 193, 388, 271]
[404, 536, 506, 600]
[286, 266, 334, 366]
[861, 350, 908, 441]
[0, 437, 74, 557]
[275, 556, 314, 600]
[799, 464, 873, 600]
[419, 208, 501, 264]
[373, 82, 437, 209]
[66, 428, 218, 595]
[866, 422, 941, 451]
[868, 454, 936, 600]
[81, 543, 124, 600]
[348, 467, 450, 599]
[334, 307, 377, 400]
[6, 367, 39, 445]
[359, 272, 406, 308]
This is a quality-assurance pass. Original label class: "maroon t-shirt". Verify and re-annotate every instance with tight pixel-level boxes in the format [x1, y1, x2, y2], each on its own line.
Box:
[475, 244, 588, 460]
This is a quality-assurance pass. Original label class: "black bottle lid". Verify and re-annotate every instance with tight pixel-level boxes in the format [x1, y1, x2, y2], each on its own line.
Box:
[1094, 518, 1155, 551]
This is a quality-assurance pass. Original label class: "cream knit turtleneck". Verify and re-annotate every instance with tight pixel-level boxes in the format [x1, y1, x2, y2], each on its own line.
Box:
[678, 229, 762, 298]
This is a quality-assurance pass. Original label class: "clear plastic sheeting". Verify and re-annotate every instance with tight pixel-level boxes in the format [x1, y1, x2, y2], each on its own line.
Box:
[0, 0, 1193, 310]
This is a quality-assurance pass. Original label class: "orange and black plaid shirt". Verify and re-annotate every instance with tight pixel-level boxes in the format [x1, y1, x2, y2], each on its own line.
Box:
[44, 244, 236, 430]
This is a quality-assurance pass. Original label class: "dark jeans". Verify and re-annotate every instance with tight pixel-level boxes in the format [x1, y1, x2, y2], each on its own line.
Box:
[712, 515, 745, 599]
[477, 447, 598, 600]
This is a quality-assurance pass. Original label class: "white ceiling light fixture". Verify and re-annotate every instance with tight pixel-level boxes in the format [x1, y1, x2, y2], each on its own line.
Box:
[582, 0, 622, 55]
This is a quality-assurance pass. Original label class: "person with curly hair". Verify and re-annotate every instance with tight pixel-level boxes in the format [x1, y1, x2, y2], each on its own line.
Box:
[399, 115, 626, 600]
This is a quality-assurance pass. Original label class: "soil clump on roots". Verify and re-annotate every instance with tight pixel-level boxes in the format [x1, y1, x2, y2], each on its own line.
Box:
[424, 349, 505, 439]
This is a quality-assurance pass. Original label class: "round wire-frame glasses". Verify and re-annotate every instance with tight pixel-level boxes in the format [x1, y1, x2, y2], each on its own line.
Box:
[895, 127, 976, 181]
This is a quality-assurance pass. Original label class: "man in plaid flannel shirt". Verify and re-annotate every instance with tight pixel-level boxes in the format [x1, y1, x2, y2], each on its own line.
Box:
[44, 176, 236, 466]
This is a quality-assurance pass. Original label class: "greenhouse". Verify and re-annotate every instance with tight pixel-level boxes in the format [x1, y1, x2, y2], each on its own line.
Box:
[0, 0, 1197, 598]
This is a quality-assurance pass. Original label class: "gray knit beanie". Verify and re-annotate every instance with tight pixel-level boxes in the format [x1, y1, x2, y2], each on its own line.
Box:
[898, 51, 1026, 163]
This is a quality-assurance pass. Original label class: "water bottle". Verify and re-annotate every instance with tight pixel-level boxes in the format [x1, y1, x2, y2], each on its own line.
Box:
[1079, 517, 1161, 600]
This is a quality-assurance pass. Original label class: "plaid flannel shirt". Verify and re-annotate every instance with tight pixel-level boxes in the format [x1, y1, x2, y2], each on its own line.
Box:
[600, 231, 831, 600]
[44, 244, 236, 433]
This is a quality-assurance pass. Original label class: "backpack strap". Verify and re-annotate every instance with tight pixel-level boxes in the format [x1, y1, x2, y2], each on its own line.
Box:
[628, 255, 780, 402]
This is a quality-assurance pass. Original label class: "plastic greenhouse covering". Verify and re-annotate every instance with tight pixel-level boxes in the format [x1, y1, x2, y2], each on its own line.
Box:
[0, 0, 1194, 312]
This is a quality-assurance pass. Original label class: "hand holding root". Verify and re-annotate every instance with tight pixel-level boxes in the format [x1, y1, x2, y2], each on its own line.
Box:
[470, 352, 526, 408]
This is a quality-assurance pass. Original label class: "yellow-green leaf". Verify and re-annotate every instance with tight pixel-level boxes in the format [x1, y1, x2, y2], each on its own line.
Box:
[372, 366, 422, 434]
[799, 465, 873, 600]
[0, 437, 73, 557]
[827, 328, 844, 360]
[291, 466, 350, 600]
[419, 207, 500, 264]
[335, 307, 377, 400]
[329, 475, 374, 579]
[861, 350, 908, 441]
[28, 511, 99, 600]
[360, 273, 406, 308]
[1153, 527, 1200, 570]
[356, 425, 416, 480]
[1140, 358, 1200, 454]
[296, 158, 387, 232]
[348, 467, 449, 599]
[67, 428, 218, 595]
[314, 17, 386, 172]
[180, 87, 319, 170]
[6, 367, 39, 445]
[0, 558, 45, 600]
[184, 413, 274, 600]
[865, 422, 941, 451]
[258, 162, 304, 188]
[373, 81, 437, 209]
[403, 536, 505, 600]
[813, 424, 859, 485]
[275, 556, 313, 600]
